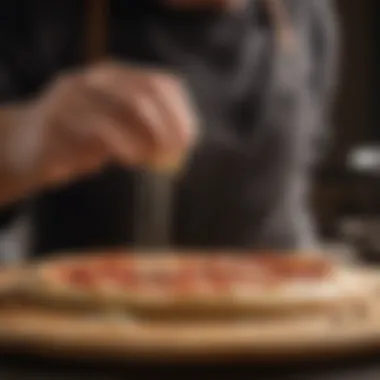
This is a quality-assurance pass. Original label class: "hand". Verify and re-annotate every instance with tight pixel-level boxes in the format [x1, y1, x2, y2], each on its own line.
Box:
[5, 62, 198, 190]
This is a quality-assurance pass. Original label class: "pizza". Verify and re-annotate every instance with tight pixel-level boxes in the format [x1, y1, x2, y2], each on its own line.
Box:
[0, 251, 379, 361]
[14, 251, 377, 320]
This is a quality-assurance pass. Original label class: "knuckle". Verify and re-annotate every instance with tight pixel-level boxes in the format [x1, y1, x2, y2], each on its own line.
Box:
[146, 76, 162, 94]
[151, 71, 181, 89]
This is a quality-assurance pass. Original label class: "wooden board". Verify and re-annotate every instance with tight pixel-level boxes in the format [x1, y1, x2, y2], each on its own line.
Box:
[0, 302, 380, 363]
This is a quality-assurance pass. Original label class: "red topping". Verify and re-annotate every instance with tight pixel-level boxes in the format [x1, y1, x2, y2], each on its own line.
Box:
[250, 255, 332, 279]
[64, 267, 94, 288]
[53, 253, 332, 295]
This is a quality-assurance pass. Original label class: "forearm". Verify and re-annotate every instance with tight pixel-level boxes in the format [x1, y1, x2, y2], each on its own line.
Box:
[0, 103, 38, 206]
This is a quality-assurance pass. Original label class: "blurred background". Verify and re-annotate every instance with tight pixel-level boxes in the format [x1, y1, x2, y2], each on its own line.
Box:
[313, 0, 380, 258]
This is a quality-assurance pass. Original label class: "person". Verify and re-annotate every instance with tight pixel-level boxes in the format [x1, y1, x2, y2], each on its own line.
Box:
[0, 0, 338, 262]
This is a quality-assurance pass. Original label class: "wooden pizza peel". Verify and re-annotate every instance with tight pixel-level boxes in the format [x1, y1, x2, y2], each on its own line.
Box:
[0, 299, 380, 363]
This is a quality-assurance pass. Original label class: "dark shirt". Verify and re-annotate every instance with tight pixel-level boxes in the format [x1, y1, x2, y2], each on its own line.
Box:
[0, 0, 338, 260]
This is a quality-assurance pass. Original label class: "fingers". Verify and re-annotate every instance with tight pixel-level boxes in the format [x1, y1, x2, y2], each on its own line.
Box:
[37, 61, 199, 187]
[83, 63, 199, 168]
[83, 79, 167, 163]
[142, 73, 198, 150]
